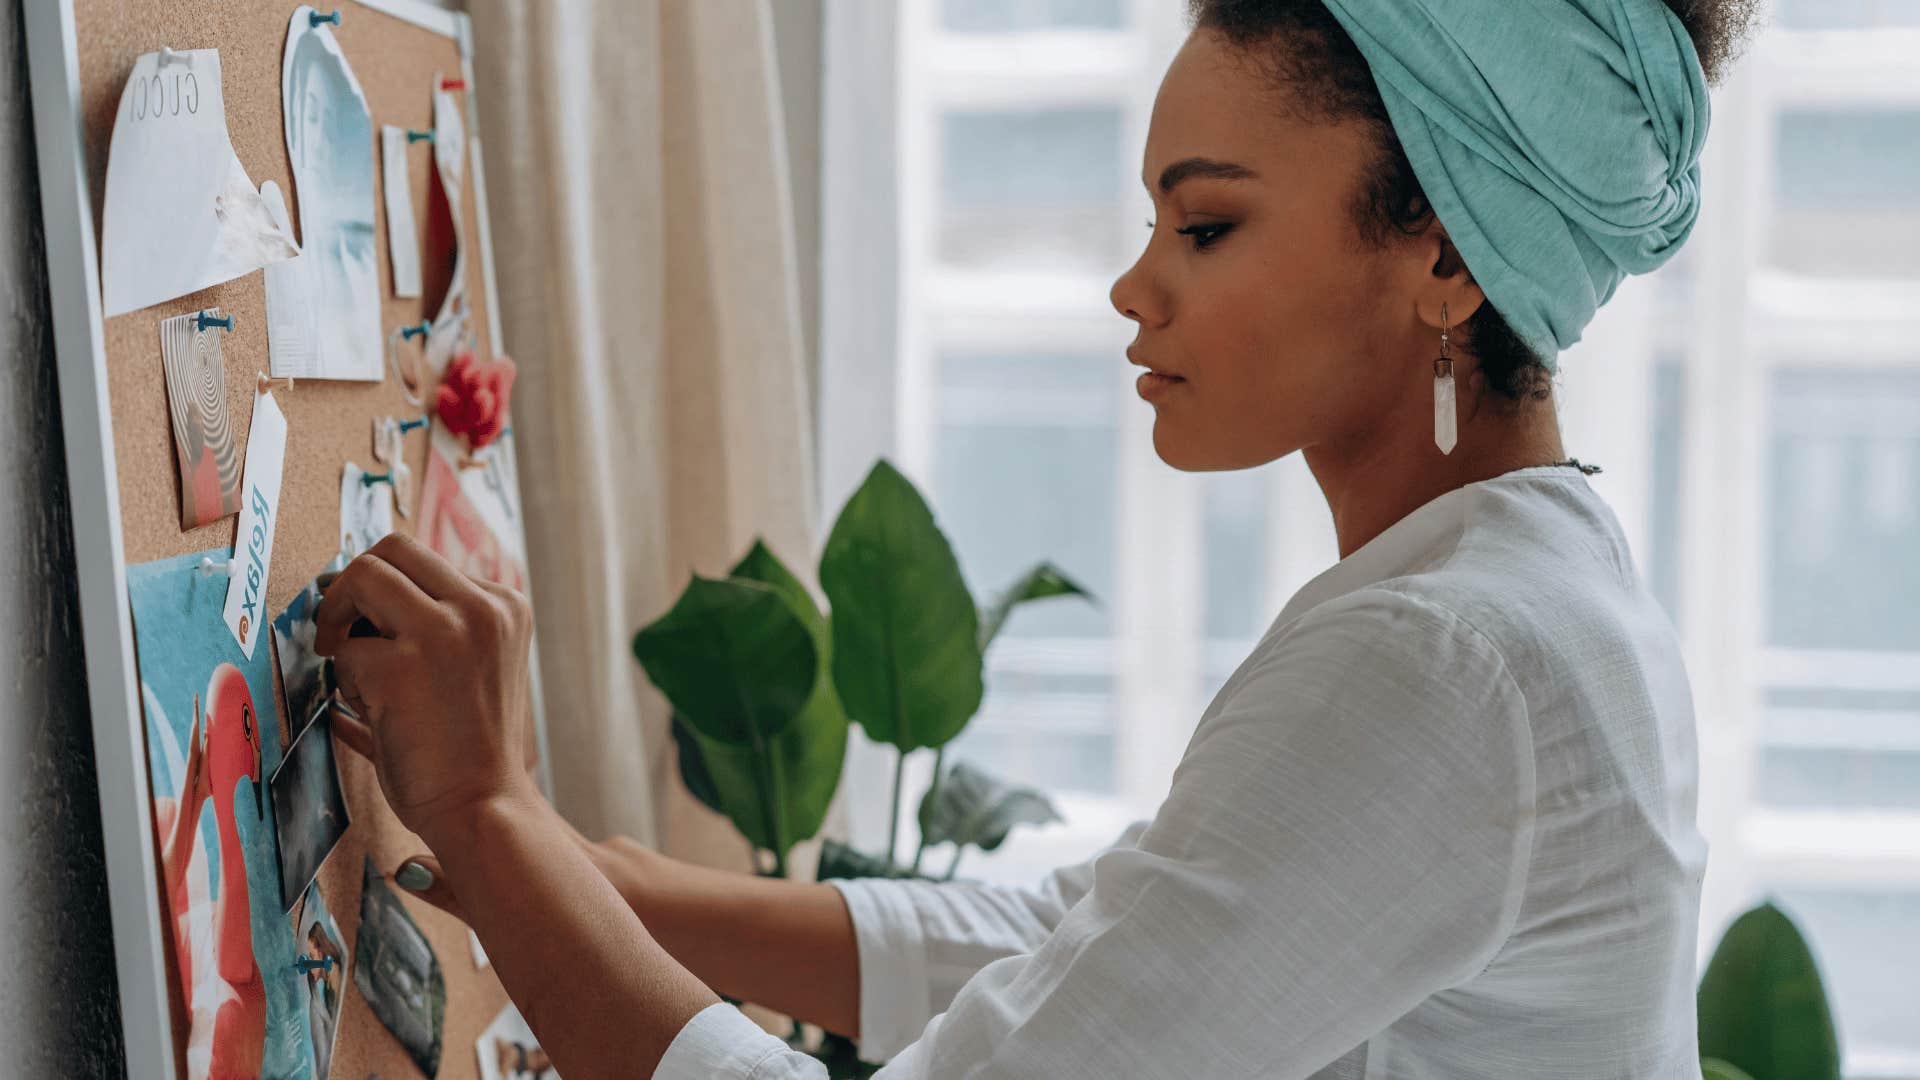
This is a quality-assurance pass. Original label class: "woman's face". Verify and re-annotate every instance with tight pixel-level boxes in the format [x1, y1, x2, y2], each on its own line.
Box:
[1112, 30, 1462, 472]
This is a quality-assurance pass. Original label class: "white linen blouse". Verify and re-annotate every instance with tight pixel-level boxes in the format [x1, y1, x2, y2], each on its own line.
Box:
[656, 464, 1711, 1078]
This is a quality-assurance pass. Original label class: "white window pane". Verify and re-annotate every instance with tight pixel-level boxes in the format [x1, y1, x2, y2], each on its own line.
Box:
[939, 108, 1128, 274]
[1770, 109, 1920, 278]
[1765, 889, 1920, 1075]
[934, 353, 1117, 640]
[938, 0, 1128, 33]
[1775, 0, 1920, 29]
[1766, 369, 1920, 652]
[1646, 355, 1687, 626]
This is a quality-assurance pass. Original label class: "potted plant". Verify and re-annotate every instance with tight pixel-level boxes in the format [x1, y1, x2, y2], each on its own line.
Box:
[1697, 900, 1841, 1080]
[633, 459, 1092, 1073]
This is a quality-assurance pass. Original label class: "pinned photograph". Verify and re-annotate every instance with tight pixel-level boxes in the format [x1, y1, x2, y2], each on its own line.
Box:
[477, 1003, 556, 1080]
[269, 707, 349, 912]
[354, 857, 446, 1077]
[159, 311, 242, 529]
[130, 549, 311, 1078]
[281, 5, 381, 380]
[100, 48, 297, 317]
[297, 880, 349, 1080]
[272, 555, 349, 739]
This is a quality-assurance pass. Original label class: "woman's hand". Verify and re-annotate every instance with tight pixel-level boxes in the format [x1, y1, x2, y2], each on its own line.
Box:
[311, 533, 537, 848]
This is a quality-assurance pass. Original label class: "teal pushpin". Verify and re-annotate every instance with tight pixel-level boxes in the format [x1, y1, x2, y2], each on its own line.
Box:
[309, 9, 341, 27]
[194, 311, 233, 333]
[406, 129, 434, 144]
[293, 955, 334, 976]
[361, 471, 393, 487]
[397, 414, 430, 434]
[399, 320, 430, 341]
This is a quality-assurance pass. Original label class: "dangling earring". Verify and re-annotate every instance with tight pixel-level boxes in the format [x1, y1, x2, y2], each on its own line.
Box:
[1433, 302, 1457, 455]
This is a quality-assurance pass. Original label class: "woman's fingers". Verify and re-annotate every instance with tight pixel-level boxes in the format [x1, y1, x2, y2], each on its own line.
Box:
[391, 854, 468, 922]
[328, 702, 376, 759]
[364, 532, 481, 605]
[313, 550, 439, 656]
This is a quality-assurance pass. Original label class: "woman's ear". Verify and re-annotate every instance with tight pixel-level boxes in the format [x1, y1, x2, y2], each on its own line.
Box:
[1417, 231, 1487, 330]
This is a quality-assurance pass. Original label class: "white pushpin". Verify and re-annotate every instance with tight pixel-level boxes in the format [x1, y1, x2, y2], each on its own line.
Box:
[198, 555, 232, 577]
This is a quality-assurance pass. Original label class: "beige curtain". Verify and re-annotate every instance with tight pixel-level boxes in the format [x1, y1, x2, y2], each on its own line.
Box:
[468, 0, 820, 869]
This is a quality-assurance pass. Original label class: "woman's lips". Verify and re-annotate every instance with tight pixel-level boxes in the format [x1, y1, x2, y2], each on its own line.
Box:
[1136, 371, 1186, 402]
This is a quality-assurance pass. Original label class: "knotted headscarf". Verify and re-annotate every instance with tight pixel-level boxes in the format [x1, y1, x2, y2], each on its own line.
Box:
[1317, 0, 1710, 370]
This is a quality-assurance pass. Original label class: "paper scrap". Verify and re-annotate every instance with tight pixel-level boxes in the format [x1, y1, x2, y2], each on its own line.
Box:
[282, 7, 381, 380]
[340, 462, 396, 559]
[381, 126, 423, 298]
[261, 180, 321, 379]
[101, 49, 298, 317]
[423, 73, 471, 376]
[158, 311, 242, 528]
[223, 392, 287, 658]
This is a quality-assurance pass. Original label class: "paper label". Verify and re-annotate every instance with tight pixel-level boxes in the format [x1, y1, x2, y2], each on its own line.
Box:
[224, 392, 288, 657]
[381, 126, 423, 298]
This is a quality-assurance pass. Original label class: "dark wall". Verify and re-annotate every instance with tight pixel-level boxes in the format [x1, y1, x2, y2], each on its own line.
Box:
[1, 0, 127, 1074]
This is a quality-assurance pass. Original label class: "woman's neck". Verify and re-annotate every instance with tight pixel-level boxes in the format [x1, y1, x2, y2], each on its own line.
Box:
[1306, 389, 1567, 560]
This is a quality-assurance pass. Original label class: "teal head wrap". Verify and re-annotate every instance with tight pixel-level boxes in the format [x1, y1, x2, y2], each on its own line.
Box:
[1316, 0, 1710, 371]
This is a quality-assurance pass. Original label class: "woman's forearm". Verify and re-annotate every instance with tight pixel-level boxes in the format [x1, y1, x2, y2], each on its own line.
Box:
[593, 840, 864, 1041]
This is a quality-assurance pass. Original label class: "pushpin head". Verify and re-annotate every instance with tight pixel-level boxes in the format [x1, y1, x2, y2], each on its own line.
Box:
[361, 471, 394, 487]
[195, 311, 234, 333]
[310, 9, 341, 26]
[440, 78, 467, 92]
[397, 414, 430, 434]
[400, 321, 431, 341]
[406, 129, 435, 144]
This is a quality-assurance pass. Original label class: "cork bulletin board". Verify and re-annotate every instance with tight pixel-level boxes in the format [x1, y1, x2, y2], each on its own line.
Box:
[26, 1, 550, 1077]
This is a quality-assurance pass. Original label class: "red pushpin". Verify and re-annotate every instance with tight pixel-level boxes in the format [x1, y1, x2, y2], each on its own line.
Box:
[440, 77, 466, 91]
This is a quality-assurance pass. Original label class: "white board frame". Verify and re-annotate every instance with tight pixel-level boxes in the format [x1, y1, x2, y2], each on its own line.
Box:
[24, 3, 546, 1075]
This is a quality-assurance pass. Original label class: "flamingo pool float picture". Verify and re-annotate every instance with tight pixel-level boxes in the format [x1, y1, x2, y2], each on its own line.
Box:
[153, 662, 267, 1080]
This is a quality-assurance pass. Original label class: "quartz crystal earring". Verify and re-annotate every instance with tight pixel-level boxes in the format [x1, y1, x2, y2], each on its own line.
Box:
[1433, 302, 1457, 455]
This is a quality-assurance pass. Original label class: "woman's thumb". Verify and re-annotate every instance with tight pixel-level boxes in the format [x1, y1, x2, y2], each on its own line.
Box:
[391, 854, 466, 922]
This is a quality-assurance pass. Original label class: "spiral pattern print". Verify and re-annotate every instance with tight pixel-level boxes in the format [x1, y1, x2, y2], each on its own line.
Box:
[160, 312, 241, 527]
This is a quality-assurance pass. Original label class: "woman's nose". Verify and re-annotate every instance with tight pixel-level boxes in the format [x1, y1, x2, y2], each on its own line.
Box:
[1110, 251, 1165, 328]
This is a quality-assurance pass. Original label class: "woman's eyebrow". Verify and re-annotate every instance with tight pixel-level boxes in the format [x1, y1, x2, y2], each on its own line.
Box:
[1152, 157, 1260, 194]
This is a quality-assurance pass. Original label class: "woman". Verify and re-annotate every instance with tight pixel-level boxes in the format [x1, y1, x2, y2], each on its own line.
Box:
[317, 0, 1753, 1075]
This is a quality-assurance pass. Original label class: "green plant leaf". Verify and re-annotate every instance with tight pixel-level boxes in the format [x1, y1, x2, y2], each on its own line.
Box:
[977, 561, 1095, 651]
[917, 759, 1062, 853]
[732, 541, 826, 640]
[815, 838, 916, 882]
[687, 708, 848, 856]
[1702, 1059, 1757, 1080]
[670, 711, 724, 816]
[724, 541, 850, 851]
[1697, 901, 1841, 1080]
[820, 460, 984, 752]
[632, 575, 817, 747]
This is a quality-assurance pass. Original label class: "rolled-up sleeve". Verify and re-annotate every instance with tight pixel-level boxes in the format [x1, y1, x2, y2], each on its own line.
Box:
[824, 820, 1148, 1061]
[659, 586, 1535, 1079]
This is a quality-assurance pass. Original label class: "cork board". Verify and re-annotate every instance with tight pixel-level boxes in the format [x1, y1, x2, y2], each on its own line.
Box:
[64, 2, 528, 1077]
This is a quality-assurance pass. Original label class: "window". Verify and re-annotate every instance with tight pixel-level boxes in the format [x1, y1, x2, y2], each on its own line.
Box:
[819, 4, 1920, 1074]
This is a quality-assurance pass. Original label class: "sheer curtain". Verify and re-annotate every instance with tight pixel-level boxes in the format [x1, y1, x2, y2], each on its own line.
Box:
[467, 0, 820, 866]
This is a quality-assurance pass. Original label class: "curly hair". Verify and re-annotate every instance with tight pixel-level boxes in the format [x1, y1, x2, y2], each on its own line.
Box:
[1188, 0, 1760, 403]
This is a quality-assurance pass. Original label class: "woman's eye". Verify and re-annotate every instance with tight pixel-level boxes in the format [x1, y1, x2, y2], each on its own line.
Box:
[1175, 222, 1233, 250]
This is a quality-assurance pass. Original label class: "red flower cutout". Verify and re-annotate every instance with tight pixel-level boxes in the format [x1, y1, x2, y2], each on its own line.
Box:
[435, 350, 516, 450]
